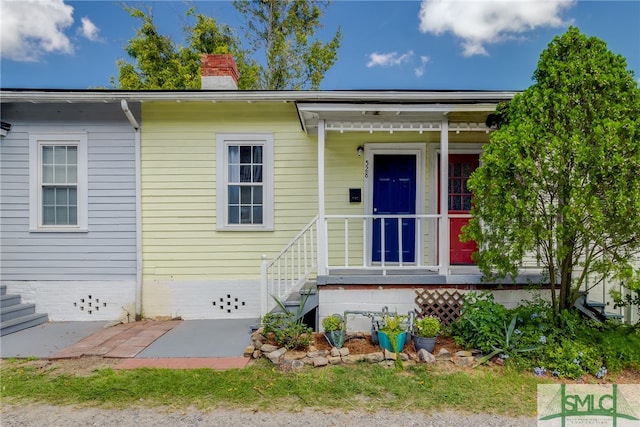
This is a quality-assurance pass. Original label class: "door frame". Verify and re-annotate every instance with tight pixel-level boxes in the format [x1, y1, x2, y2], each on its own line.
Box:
[364, 143, 426, 266]
[427, 143, 483, 267]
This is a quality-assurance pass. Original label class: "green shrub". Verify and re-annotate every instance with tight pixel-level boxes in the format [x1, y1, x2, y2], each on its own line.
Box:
[451, 291, 508, 353]
[542, 339, 603, 379]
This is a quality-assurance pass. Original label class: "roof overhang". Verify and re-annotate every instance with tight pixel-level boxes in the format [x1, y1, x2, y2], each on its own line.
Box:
[295, 102, 506, 135]
[0, 89, 516, 134]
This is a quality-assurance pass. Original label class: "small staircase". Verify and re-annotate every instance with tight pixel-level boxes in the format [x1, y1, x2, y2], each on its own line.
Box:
[574, 292, 624, 322]
[1, 285, 48, 336]
[253, 282, 319, 332]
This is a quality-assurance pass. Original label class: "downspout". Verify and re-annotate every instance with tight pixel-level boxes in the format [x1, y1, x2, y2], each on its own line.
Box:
[121, 100, 142, 320]
[317, 120, 328, 276]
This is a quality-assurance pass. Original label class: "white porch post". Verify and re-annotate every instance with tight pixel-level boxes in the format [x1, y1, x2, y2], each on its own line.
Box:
[439, 117, 450, 275]
[317, 119, 328, 275]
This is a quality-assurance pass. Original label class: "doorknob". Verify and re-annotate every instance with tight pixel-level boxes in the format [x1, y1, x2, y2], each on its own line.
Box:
[373, 208, 377, 212]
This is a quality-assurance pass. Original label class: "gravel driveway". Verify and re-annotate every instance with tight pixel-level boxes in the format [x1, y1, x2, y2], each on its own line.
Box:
[2, 404, 536, 426]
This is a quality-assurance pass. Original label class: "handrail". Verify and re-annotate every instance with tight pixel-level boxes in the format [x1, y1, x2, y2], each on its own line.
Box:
[260, 216, 319, 316]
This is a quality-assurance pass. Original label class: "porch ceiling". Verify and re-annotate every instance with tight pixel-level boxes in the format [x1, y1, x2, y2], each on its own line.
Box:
[297, 103, 499, 135]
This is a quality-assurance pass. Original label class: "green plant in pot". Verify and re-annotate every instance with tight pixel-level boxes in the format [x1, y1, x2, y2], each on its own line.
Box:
[377, 313, 409, 369]
[412, 315, 441, 353]
[322, 314, 346, 348]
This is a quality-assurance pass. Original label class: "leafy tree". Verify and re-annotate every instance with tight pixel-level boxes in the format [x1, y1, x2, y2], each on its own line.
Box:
[115, 1, 341, 90]
[233, 0, 341, 90]
[463, 27, 640, 316]
[114, 6, 260, 89]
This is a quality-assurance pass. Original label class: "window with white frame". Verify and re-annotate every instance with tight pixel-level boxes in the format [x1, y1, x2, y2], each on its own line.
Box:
[29, 133, 88, 231]
[216, 133, 274, 230]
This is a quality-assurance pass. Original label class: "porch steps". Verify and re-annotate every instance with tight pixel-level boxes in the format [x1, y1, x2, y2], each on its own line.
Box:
[253, 282, 319, 332]
[0, 285, 49, 336]
[574, 292, 624, 322]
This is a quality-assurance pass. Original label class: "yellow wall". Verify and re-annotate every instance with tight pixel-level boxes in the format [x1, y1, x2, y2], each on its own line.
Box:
[141, 102, 318, 281]
[141, 102, 492, 281]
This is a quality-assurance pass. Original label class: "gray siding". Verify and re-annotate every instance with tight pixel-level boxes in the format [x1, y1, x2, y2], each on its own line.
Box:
[0, 102, 140, 280]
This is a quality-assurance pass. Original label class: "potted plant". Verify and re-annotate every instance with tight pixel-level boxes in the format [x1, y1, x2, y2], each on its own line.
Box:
[377, 313, 409, 353]
[322, 313, 346, 348]
[412, 315, 441, 353]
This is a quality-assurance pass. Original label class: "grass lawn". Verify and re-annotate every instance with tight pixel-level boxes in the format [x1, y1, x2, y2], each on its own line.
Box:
[0, 357, 613, 416]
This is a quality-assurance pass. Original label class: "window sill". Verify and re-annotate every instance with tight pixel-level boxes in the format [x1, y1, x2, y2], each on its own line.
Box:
[217, 225, 274, 232]
[29, 228, 89, 233]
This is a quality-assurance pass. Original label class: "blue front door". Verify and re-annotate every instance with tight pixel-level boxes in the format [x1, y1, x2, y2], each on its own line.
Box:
[372, 154, 417, 263]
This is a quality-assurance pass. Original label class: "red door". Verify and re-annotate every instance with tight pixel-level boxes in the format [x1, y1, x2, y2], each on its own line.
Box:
[439, 154, 479, 264]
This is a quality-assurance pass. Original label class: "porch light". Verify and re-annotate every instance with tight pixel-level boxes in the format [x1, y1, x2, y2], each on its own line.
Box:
[357, 146, 364, 156]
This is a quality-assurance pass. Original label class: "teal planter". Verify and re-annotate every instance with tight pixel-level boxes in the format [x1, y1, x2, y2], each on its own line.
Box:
[377, 330, 408, 352]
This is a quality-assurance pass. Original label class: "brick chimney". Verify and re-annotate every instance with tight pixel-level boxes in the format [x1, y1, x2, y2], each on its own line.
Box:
[200, 54, 239, 90]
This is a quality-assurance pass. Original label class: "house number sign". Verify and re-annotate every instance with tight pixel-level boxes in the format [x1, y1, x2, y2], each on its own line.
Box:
[364, 159, 369, 178]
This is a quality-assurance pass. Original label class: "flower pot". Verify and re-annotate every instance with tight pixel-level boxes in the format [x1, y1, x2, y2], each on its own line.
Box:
[324, 330, 346, 348]
[377, 330, 408, 353]
[413, 335, 437, 353]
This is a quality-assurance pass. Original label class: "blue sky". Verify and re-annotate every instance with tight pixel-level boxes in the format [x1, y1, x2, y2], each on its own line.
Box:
[1, 0, 638, 91]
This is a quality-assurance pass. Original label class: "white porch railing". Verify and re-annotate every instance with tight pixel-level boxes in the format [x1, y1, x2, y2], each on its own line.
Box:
[323, 214, 441, 274]
[260, 216, 318, 316]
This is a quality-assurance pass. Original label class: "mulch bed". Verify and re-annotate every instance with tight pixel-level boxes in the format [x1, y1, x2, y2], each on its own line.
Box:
[312, 332, 464, 357]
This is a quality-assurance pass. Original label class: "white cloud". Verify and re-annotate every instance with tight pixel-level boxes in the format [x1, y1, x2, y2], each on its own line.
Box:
[79, 17, 100, 42]
[418, 0, 576, 56]
[367, 50, 414, 68]
[414, 55, 430, 77]
[1, 0, 75, 61]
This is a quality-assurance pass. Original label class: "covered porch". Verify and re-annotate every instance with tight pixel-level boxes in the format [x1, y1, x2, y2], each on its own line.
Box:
[260, 93, 547, 315]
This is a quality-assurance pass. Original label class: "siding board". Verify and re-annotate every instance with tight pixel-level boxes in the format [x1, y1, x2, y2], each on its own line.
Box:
[0, 102, 139, 281]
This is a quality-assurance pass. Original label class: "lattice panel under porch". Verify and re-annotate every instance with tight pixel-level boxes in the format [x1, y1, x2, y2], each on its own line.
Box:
[414, 289, 464, 326]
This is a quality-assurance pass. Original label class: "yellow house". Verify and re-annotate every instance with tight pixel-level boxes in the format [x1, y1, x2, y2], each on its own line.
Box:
[3, 55, 632, 331]
[138, 55, 545, 326]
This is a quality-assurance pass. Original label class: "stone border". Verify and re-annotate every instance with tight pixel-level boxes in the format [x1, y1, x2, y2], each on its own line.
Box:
[245, 330, 483, 371]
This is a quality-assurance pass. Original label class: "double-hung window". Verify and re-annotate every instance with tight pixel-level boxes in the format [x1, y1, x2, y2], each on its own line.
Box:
[216, 133, 274, 230]
[29, 133, 88, 231]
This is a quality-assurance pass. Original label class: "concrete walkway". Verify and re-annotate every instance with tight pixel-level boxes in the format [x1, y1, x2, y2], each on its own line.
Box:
[0, 318, 257, 370]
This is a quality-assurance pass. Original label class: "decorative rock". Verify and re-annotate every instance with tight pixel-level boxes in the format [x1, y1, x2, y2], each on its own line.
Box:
[338, 347, 350, 357]
[313, 356, 329, 367]
[328, 356, 342, 365]
[330, 348, 341, 357]
[454, 356, 475, 367]
[243, 345, 255, 357]
[261, 344, 279, 353]
[266, 347, 286, 363]
[437, 348, 451, 358]
[383, 350, 396, 360]
[252, 350, 262, 359]
[283, 350, 307, 361]
[342, 354, 365, 364]
[400, 352, 409, 361]
[455, 350, 473, 357]
[302, 357, 315, 365]
[307, 345, 318, 353]
[417, 349, 436, 364]
[365, 352, 384, 363]
[494, 357, 504, 366]
[307, 350, 329, 358]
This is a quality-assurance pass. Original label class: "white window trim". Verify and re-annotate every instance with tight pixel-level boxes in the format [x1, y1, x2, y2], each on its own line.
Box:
[216, 133, 274, 231]
[29, 133, 88, 232]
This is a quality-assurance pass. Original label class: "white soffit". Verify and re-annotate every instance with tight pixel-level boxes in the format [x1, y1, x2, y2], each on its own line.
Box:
[296, 103, 498, 135]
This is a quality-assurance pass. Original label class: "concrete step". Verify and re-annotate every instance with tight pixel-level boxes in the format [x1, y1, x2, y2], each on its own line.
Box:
[1, 302, 36, 322]
[1, 285, 6, 296]
[1, 312, 49, 336]
[0, 294, 21, 308]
